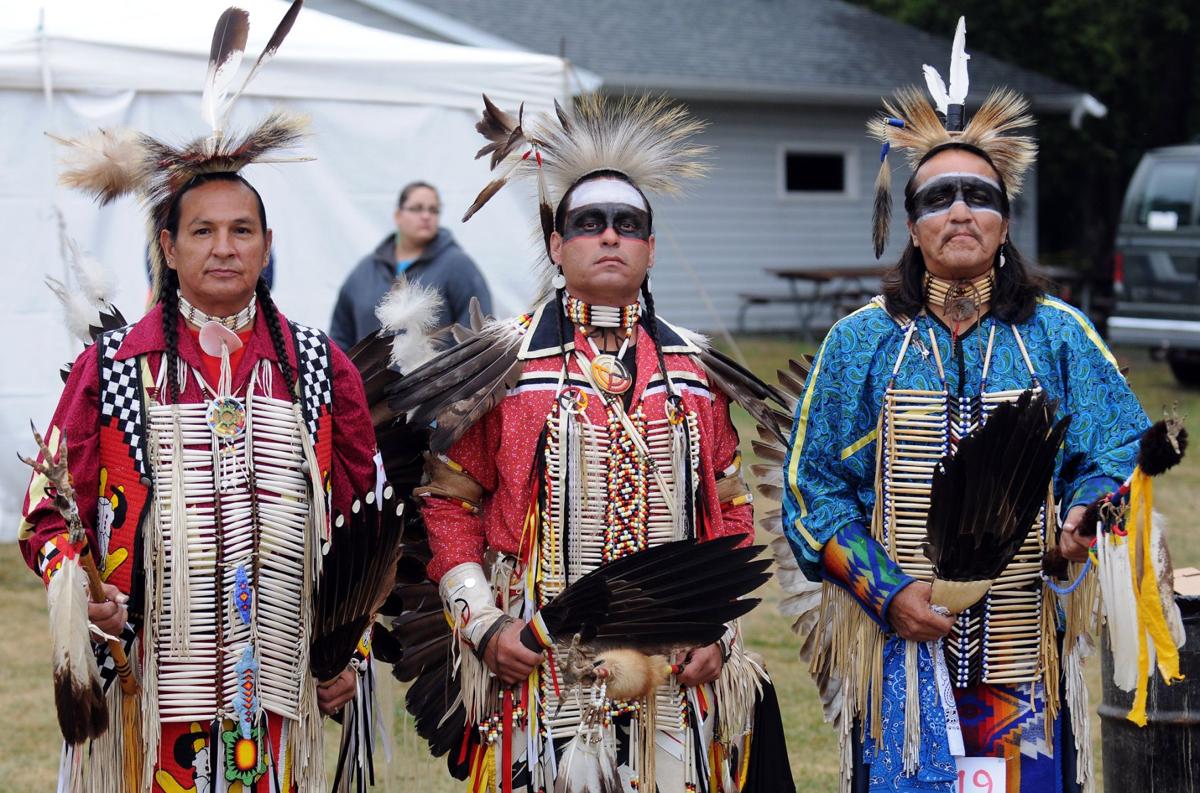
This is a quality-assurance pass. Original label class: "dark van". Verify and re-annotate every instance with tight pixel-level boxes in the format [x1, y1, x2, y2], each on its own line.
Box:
[1108, 143, 1200, 385]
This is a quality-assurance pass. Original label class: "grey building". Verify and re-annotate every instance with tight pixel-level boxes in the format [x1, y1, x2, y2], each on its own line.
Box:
[310, 0, 1101, 331]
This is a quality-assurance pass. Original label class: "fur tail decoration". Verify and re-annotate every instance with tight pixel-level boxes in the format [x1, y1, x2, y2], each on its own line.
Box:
[872, 154, 892, 259]
[50, 127, 150, 205]
[47, 553, 109, 744]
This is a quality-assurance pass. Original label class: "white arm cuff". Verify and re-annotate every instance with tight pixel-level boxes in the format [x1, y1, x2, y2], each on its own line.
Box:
[440, 562, 505, 648]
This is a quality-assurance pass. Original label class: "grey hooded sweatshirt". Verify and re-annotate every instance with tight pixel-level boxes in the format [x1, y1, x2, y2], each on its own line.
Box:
[329, 228, 492, 351]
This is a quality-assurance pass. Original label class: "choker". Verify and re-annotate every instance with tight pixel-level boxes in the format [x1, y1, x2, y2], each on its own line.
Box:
[178, 291, 257, 331]
[925, 271, 993, 323]
[563, 294, 640, 337]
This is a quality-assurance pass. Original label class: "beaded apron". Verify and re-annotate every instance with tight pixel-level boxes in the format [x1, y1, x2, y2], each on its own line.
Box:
[145, 359, 314, 727]
[878, 319, 1054, 687]
[538, 403, 701, 734]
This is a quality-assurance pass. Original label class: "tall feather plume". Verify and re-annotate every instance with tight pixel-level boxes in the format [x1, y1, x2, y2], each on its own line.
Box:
[200, 7, 250, 135]
[50, 127, 150, 205]
[534, 93, 709, 201]
[947, 16, 970, 106]
[230, 0, 303, 105]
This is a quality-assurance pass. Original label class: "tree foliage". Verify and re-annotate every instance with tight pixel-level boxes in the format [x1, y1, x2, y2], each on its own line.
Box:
[852, 0, 1200, 268]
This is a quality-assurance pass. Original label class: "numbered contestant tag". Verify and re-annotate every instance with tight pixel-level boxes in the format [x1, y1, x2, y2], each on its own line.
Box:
[955, 757, 1006, 793]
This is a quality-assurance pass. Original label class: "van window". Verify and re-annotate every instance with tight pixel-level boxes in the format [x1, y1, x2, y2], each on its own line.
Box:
[1127, 161, 1198, 228]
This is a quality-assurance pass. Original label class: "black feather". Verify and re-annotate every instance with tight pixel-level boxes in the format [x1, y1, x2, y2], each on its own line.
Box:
[311, 486, 405, 681]
[528, 536, 768, 650]
[924, 390, 1071, 581]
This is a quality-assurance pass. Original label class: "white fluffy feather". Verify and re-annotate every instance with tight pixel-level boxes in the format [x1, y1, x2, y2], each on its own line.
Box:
[45, 276, 99, 344]
[65, 238, 117, 306]
[375, 278, 445, 374]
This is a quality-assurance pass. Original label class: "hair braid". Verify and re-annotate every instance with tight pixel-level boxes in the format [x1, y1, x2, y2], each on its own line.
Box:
[256, 278, 297, 402]
[639, 279, 675, 398]
[160, 269, 181, 403]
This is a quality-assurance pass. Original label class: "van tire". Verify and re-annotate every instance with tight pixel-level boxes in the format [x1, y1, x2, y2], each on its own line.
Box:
[1168, 357, 1200, 387]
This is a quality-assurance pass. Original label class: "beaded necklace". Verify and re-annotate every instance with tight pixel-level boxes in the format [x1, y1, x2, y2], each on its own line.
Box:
[924, 270, 993, 324]
[564, 294, 641, 395]
[563, 293, 640, 336]
[178, 290, 257, 331]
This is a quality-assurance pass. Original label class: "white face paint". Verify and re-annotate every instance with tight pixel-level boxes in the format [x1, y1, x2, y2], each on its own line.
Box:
[567, 177, 647, 211]
[910, 171, 1006, 224]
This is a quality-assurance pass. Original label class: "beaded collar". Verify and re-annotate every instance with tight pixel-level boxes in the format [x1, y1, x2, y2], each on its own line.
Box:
[924, 270, 993, 323]
[178, 291, 257, 331]
[563, 294, 640, 337]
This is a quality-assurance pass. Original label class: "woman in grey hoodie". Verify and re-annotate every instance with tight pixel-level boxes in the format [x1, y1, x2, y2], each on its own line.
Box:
[330, 181, 492, 350]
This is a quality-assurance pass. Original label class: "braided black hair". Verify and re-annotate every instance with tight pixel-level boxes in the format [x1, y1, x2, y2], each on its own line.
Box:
[160, 268, 182, 403]
[638, 278, 675, 399]
[256, 277, 297, 402]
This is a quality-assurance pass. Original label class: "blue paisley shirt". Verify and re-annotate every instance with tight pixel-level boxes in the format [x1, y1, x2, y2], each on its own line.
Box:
[783, 295, 1149, 581]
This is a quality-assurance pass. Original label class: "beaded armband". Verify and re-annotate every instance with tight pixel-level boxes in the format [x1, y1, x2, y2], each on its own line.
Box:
[820, 521, 915, 630]
[715, 453, 752, 507]
[36, 532, 84, 585]
[1067, 475, 1118, 513]
[439, 562, 505, 651]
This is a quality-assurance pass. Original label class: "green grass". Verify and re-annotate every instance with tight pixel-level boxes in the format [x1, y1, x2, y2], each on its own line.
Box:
[2, 339, 1196, 791]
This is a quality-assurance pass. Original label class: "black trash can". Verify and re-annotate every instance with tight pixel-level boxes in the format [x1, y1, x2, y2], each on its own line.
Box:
[1100, 589, 1200, 792]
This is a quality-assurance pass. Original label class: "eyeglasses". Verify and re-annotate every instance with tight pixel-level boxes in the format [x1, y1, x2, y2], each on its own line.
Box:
[402, 205, 441, 215]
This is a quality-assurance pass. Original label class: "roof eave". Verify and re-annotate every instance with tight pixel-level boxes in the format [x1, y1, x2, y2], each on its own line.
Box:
[600, 73, 1090, 115]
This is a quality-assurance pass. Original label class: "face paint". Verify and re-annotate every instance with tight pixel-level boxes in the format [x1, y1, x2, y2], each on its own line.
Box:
[567, 178, 647, 211]
[562, 203, 651, 241]
[909, 172, 1006, 224]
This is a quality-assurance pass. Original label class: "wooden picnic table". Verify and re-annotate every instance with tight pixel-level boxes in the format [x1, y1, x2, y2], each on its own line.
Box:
[739, 265, 888, 337]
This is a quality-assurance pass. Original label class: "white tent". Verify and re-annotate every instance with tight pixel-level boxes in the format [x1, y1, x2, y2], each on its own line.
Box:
[0, 0, 596, 539]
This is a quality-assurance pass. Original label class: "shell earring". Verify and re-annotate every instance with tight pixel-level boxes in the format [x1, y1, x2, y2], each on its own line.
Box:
[551, 268, 567, 290]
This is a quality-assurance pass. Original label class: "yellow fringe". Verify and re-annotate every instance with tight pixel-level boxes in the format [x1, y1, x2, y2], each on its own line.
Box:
[1127, 472, 1183, 725]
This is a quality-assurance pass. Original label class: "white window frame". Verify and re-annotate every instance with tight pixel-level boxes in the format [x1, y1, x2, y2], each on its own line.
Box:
[777, 143, 859, 201]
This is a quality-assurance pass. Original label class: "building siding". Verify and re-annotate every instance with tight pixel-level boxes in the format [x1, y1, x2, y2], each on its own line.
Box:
[647, 100, 1038, 332]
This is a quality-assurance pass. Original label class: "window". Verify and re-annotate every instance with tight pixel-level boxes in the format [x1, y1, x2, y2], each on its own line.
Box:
[1126, 160, 1199, 229]
[779, 146, 856, 198]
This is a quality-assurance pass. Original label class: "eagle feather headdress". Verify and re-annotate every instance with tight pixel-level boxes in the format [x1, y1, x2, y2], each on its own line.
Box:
[869, 16, 1038, 257]
[50, 1, 309, 301]
[463, 93, 709, 291]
